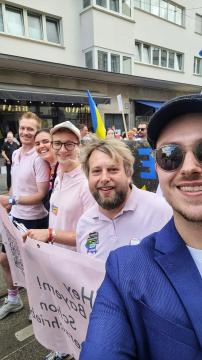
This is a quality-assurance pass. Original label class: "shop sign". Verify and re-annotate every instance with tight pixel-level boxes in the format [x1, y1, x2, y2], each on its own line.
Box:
[0, 105, 29, 112]
[65, 106, 90, 113]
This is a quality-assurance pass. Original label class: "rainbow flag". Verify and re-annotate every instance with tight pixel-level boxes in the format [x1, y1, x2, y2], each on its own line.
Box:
[87, 90, 106, 139]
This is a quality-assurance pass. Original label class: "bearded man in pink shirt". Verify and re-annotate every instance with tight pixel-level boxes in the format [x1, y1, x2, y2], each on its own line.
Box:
[76, 138, 172, 261]
[0, 112, 49, 320]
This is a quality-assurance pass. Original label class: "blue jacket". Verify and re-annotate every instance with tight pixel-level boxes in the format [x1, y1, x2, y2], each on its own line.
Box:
[80, 218, 202, 359]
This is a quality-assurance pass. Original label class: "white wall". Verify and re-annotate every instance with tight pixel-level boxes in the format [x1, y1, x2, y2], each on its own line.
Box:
[0, 0, 83, 66]
[132, 0, 202, 85]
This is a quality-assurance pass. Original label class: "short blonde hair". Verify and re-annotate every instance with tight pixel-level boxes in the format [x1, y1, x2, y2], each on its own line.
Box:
[81, 138, 134, 178]
[19, 112, 42, 130]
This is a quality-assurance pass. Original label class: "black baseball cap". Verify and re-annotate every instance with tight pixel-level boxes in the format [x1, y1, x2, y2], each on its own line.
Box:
[147, 93, 202, 149]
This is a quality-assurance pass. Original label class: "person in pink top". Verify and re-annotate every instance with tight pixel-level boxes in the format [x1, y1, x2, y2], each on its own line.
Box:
[76, 138, 172, 261]
[25, 121, 94, 360]
[0, 112, 49, 320]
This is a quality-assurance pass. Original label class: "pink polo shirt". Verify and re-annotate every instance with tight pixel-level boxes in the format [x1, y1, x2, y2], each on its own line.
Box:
[76, 185, 173, 261]
[11, 147, 49, 220]
[49, 166, 95, 250]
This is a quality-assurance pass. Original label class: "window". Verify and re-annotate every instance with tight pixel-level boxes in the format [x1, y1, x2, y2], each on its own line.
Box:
[85, 51, 93, 68]
[123, 56, 131, 74]
[168, 3, 175, 22]
[134, 0, 184, 26]
[134, 0, 141, 7]
[175, 7, 183, 25]
[83, 0, 91, 7]
[168, 51, 175, 69]
[151, 0, 159, 16]
[122, 0, 131, 16]
[28, 13, 42, 40]
[6, 6, 24, 36]
[96, 49, 130, 74]
[95, 0, 132, 16]
[194, 57, 202, 75]
[135, 41, 183, 71]
[111, 54, 120, 72]
[0, 4, 3, 32]
[152, 47, 159, 65]
[142, 0, 150, 12]
[142, 44, 150, 63]
[0, 4, 61, 44]
[161, 49, 167, 67]
[96, 0, 107, 7]
[46, 17, 60, 43]
[195, 14, 202, 34]
[160, 0, 168, 19]
[98, 50, 108, 71]
[135, 42, 141, 61]
[176, 53, 182, 71]
[110, 0, 119, 12]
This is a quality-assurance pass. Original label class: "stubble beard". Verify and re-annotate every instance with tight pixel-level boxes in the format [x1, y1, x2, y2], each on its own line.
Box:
[169, 199, 202, 224]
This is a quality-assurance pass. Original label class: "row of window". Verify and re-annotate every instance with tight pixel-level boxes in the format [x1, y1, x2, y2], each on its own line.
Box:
[86, 46, 202, 76]
[84, 1, 202, 36]
[83, 0, 132, 17]
[85, 50, 132, 74]
[0, 3, 61, 44]
[134, 0, 184, 26]
[135, 41, 183, 71]
[83, 0, 184, 26]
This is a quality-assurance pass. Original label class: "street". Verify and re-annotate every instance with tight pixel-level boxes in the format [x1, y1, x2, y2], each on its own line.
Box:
[0, 288, 49, 360]
[0, 173, 51, 359]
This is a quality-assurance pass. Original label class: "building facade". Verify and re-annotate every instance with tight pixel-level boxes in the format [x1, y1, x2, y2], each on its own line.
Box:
[0, 0, 201, 138]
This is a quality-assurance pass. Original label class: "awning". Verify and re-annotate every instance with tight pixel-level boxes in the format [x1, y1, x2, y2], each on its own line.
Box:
[135, 100, 164, 109]
[0, 87, 110, 105]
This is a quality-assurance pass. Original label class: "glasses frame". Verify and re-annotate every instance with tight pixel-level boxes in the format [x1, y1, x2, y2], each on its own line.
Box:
[51, 140, 79, 151]
[152, 141, 202, 172]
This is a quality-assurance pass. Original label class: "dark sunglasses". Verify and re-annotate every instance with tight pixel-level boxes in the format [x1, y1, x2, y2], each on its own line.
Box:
[152, 141, 202, 171]
[138, 127, 146, 131]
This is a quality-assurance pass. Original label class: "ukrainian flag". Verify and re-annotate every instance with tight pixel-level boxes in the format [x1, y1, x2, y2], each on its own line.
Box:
[87, 90, 106, 139]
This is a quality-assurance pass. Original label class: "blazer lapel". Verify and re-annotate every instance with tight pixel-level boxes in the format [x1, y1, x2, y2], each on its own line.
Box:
[155, 219, 202, 348]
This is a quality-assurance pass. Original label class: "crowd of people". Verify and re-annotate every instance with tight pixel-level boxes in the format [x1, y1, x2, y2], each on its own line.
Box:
[0, 92, 202, 360]
[105, 123, 148, 141]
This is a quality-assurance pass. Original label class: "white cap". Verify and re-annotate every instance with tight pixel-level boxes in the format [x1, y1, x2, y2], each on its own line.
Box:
[50, 121, 80, 142]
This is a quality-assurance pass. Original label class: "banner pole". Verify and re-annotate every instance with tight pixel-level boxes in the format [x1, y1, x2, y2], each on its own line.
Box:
[117, 94, 128, 138]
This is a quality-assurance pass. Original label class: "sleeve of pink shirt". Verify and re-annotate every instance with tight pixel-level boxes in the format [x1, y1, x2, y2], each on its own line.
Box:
[34, 156, 50, 183]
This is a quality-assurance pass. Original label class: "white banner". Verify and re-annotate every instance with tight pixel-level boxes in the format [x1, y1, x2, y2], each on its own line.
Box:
[117, 94, 123, 112]
[0, 205, 105, 359]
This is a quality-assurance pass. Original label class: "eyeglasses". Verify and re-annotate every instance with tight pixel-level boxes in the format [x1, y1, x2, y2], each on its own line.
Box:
[153, 141, 202, 171]
[138, 127, 146, 131]
[51, 141, 79, 151]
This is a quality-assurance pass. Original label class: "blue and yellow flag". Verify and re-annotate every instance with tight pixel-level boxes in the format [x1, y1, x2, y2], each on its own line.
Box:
[87, 90, 106, 139]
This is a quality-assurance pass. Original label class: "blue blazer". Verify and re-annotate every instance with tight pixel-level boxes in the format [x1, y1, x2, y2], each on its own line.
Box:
[80, 219, 202, 360]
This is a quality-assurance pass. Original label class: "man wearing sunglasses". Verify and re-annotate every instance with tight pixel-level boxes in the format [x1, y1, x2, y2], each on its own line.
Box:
[136, 123, 147, 140]
[80, 93, 202, 360]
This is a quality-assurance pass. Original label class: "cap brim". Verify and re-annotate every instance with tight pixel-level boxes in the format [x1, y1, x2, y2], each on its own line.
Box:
[147, 94, 202, 149]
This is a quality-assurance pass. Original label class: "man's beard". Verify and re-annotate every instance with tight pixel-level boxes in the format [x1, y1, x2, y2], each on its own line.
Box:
[92, 189, 127, 210]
